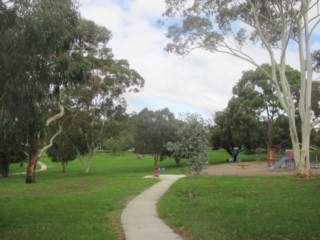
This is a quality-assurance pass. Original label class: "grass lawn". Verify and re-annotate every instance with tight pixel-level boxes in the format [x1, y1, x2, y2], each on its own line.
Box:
[0, 152, 164, 240]
[158, 176, 320, 240]
[1, 150, 318, 240]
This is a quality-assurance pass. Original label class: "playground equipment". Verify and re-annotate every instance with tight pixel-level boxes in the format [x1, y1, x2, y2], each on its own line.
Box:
[310, 152, 320, 168]
[229, 148, 242, 163]
[267, 150, 275, 167]
[269, 149, 295, 171]
[269, 146, 320, 170]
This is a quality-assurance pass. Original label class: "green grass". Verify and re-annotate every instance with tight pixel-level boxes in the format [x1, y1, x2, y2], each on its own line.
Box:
[0, 152, 162, 240]
[158, 176, 320, 240]
[2, 150, 317, 240]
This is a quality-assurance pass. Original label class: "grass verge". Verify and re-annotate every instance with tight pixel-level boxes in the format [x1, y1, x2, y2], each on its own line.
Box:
[158, 176, 320, 240]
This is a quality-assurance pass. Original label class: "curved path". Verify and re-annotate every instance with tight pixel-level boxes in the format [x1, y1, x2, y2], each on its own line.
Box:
[121, 174, 185, 240]
[37, 161, 48, 172]
[10, 161, 47, 175]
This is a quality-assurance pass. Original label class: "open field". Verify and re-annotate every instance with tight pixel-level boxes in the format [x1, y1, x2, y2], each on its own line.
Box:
[1, 150, 320, 240]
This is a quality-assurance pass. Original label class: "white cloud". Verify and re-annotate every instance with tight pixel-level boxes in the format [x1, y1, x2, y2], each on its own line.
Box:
[79, 0, 318, 119]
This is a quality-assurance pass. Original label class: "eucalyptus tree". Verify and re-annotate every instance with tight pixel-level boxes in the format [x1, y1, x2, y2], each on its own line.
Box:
[162, 0, 320, 177]
[233, 64, 301, 150]
[209, 125, 221, 150]
[0, 114, 28, 177]
[132, 108, 179, 168]
[0, 2, 27, 177]
[214, 96, 264, 156]
[0, 0, 83, 183]
[60, 19, 144, 173]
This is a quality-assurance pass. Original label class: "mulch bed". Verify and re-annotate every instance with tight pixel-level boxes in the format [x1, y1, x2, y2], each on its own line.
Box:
[206, 161, 320, 176]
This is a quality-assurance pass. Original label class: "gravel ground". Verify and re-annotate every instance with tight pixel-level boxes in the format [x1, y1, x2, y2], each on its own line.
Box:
[206, 161, 320, 176]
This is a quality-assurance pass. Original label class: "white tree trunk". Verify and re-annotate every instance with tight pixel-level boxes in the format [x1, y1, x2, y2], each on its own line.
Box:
[295, 1, 313, 177]
[84, 147, 98, 173]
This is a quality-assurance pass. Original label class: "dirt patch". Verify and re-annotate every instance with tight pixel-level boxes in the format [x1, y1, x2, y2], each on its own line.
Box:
[206, 161, 320, 177]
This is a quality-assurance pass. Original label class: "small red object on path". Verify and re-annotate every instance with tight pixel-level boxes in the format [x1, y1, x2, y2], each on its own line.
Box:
[238, 164, 249, 169]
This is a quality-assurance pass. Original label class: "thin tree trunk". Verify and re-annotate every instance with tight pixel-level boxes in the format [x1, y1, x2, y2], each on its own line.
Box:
[153, 153, 159, 168]
[26, 132, 39, 183]
[1, 158, 9, 177]
[84, 147, 98, 173]
[267, 116, 273, 152]
[62, 161, 66, 173]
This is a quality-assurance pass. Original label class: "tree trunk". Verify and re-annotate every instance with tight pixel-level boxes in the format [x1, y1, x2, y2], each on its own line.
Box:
[62, 161, 66, 173]
[84, 148, 98, 173]
[289, 111, 312, 177]
[26, 132, 39, 183]
[1, 158, 9, 177]
[267, 116, 274, 152]
[295, 120, 312, 177]
[153, 153, 159, 168]
[294, 3, 313, 178]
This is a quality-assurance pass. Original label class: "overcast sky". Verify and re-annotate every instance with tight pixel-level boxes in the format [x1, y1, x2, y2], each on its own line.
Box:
[79, 0, 320, 119]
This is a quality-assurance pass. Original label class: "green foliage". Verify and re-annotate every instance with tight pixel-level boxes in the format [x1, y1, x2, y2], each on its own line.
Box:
[167, 113, 208, 176]
[46, 133, 77, 172]
[162, 1, 308, 56]
[106, 132, 134, 153]
[212, 64, 308, 154]
[0, 114, 28, 177]
[0, 0, 81, 181]
[132, 108, 180, 166]
[313, 49, 320, 73]
[59, 19, 144, 173]
[162, 0, 319, 176]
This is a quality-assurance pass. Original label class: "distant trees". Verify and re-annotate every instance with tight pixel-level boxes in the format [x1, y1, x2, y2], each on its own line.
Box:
[212, 64, 320, 156]
[313, 50, 320, 73]
[214, 101, 264, 155]
[47, 133, 77, 173]
[131, 108, 180, 167]
[233, 64, 300, 150]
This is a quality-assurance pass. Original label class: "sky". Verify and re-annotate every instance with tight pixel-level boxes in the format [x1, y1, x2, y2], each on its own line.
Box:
[79, 0, 320, 120]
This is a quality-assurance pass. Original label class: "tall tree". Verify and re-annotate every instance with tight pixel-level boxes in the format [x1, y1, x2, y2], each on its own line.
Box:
[0, 0, 82, 183]
[60, 19, 144, 173]
[162, 0, 320, 177]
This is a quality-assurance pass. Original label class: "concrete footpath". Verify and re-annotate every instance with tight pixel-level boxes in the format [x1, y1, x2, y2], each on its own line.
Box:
[121, 174, 185, 240]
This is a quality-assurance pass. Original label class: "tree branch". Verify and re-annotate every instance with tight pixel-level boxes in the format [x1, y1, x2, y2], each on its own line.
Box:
[46, 87, 65, 126]
[38, 125, 62, 157]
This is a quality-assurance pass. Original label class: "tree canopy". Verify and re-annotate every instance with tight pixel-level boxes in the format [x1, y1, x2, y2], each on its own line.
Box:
[162, 0, 320, 177]
[0, 1, 144, 180]
[132, 108, 180, 167]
